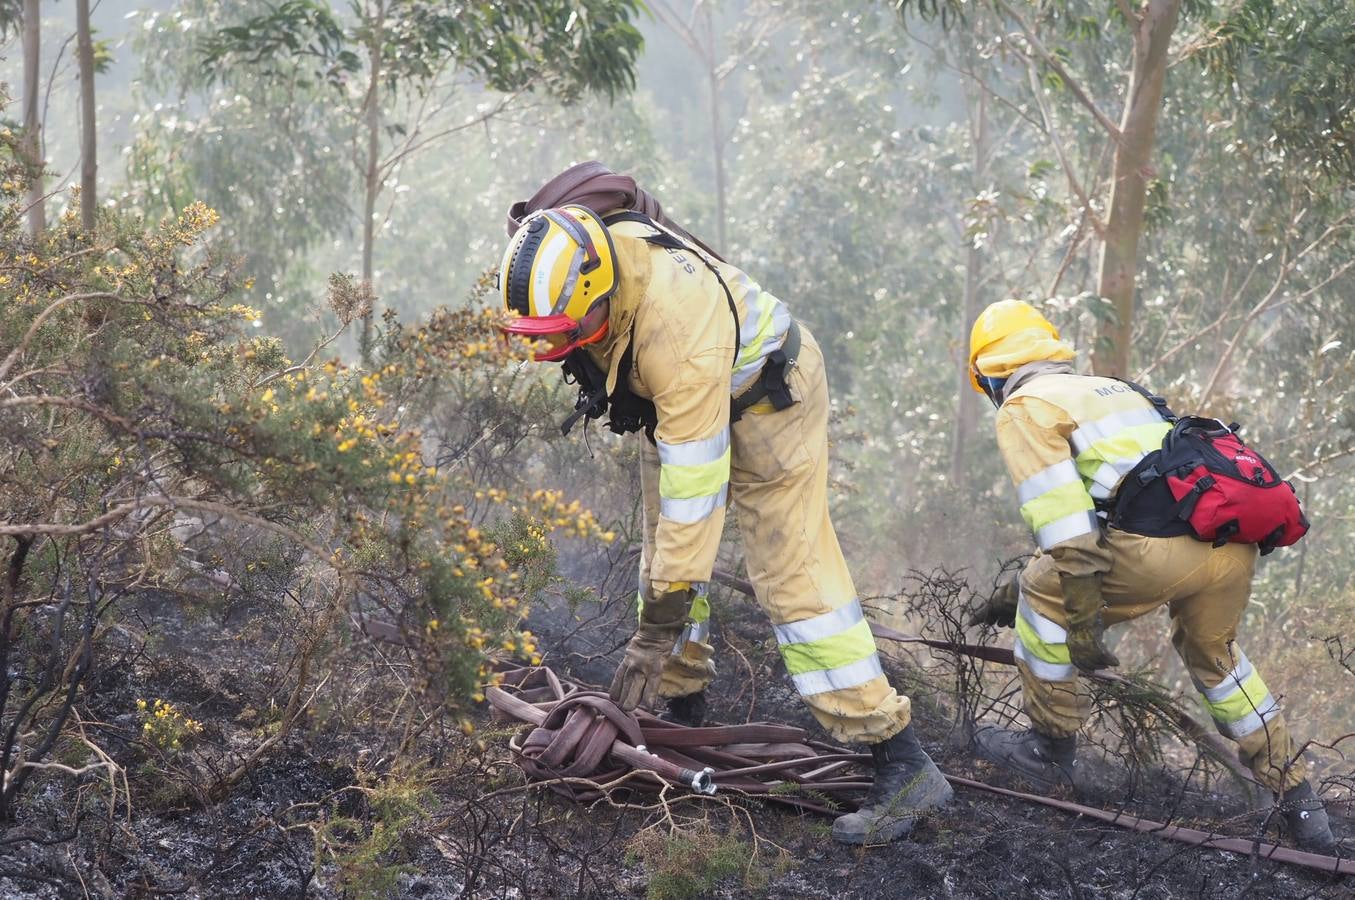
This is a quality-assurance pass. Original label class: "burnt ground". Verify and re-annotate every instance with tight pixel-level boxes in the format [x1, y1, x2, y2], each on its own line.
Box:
[1, 584, 1352, 899]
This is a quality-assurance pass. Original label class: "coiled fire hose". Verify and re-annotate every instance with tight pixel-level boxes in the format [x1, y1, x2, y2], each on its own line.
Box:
[486, 665, 1354, 877]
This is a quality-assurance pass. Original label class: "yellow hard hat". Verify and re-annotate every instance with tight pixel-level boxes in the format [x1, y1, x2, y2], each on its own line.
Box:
[967, 300, 1064, 393]
[499, 205, 619, 361]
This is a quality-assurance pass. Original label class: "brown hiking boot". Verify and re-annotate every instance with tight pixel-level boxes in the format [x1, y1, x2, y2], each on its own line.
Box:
[832, 724, 954, 845]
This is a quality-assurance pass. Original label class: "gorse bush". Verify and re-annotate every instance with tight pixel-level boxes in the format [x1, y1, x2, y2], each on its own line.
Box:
[0, 124, 606, 823]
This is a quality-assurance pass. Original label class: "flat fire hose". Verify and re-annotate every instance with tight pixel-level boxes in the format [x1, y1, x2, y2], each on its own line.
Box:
[486, 665, 1355, 877]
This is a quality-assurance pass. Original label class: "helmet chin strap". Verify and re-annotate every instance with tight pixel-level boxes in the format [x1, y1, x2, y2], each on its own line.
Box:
[978, 373, 1008, 408]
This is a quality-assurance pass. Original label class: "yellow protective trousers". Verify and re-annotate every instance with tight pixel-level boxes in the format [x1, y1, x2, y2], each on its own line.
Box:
[638, 328, 912, 744]
[1015, 528, 1303, 791]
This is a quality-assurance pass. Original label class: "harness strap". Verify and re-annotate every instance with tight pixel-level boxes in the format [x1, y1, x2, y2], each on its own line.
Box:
[602, 210, 742, 374]
[1113, 377, 1178, 422]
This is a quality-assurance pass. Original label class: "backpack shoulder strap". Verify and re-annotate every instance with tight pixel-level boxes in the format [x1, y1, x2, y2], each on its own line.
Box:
[601, 210, 742, 379]
[601, 210, 685, 249]
[1114, 377, 1177, 422]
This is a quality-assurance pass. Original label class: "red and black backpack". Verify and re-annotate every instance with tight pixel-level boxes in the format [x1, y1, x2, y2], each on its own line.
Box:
[1108, 382, 1309, 555]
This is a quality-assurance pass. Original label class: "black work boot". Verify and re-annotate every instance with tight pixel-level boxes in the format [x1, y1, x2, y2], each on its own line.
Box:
[972, 726, 1077, 791]
[1279, 781, 1337, 854]
[831, 724, 954, 845]
[658, 691, 707, 727]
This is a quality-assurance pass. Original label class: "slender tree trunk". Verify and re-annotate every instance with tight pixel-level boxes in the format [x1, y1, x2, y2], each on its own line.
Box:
[358, 3, 385, 365]
[75, 0, 96, 233]
[950, 87, 989, 485]
[21, 0, 45, 238]
[705, 7, 727, 251]
[1091, 0, 1181, 377]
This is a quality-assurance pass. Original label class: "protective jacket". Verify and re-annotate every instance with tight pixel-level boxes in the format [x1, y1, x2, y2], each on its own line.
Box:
[996, 365, 1171, 578]
[587, 217, 791, 593]
[996, 366, 1303, 791]
[587, 216, 910, 744]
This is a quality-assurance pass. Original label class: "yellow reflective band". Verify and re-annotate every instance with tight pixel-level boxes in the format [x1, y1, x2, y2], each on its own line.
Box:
[1074, 422, 1171, 481]
[1014, 641, 1077, 681]
[1014, 612, 1071, 665]
[657, 431, 729, 467]
[1203, 668, 1273, 724]
[659, 449, 731, 500]
[1071, 408, 1165, 454]
[1035, 510, 1099, 549]
[777, 618, 877, 676]
[689, 593, 710, 624]
[735, 293, 778, 370]
[1017, 459, 1082, 505]
[791, 655, 884, 696]
[1019, 480, 1095, 533]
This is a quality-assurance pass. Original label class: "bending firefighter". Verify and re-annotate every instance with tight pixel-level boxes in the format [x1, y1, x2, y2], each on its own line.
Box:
[965, 299, 1336, 853]
[498, 168, 951, 844]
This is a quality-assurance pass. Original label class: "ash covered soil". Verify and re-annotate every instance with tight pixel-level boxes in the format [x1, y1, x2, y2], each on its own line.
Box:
[1, 589, 1351, 899]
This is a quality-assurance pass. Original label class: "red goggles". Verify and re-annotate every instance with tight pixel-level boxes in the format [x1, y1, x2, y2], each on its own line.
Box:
[501, 313, 610, 362]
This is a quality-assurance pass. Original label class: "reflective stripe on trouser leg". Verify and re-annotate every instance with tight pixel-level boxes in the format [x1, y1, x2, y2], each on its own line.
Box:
[639, 441, 716, 698]
[1014, 559, 1088, 739]
[1192, 648, 1280, 739]
[729, 328, 910, 744]
[773, 598, 884, 696]
[1192, 644, 1301, 791]
[1163, 540, 1302, 791]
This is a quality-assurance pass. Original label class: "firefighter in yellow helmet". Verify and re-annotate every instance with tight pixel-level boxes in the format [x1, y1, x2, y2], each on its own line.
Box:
[966, 299, 1336, 853]
[499, 199, 951, 844]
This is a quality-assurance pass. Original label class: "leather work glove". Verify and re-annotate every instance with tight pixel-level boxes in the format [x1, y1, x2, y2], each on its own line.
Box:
[1060, 572, 1120, 673]
[969, 574, 1020, 628]
[609, 587, 692, 711]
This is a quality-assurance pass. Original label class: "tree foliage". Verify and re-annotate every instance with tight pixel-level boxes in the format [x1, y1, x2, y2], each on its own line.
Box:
[202, 0, 644, 101]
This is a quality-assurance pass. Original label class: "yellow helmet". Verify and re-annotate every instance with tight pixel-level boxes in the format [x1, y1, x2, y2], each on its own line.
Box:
[499, 205, 619, 361]
[968, 300, 1067, 394]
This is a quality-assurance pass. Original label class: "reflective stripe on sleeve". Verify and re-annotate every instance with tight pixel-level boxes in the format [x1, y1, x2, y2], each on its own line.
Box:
[730, 288, 792, 394]
[658, 441, 730, 499]
[657, 430, 730, 468]
[657, 429, 730, 525]
[659, 484, 728, 524]
[688, 590, 711, 624]
[1016, 460, 1083, 505]
[1020, 482, 1095, 536]
[1034, 510, 1100, 550]
[1085, 457, 1147, 500]
[1071, 408, 1166, 454]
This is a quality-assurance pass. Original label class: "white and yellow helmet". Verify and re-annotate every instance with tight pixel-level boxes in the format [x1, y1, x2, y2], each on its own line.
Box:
[499, 205, 619, 361]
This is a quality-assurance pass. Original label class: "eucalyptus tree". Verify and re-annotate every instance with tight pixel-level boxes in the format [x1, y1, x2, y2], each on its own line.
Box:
[889, 0, 1285, 378]
[74, 0, 94, 231]
[201, 0, 644, 363]
[21, 0, 44, 235]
